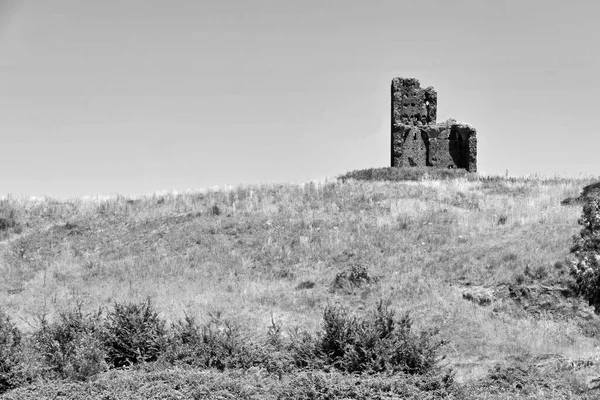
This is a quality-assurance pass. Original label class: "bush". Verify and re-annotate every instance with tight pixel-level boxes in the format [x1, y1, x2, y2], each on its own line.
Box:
[0, 310, 23, 392]
[166, 312, 261, 371]
[321, 302, 447, 375]
[332, 264, 373, 290]
[104, 299, 167, 368]
[288, 302, 449, 377]
[32, 307, 107, 381]
[287, 327, 324, 370]
[570, 197, 600, 311]
[331, 250, 376, 291]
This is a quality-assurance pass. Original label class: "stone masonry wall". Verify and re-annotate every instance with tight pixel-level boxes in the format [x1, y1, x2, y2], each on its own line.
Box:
[391, 77, 437, 129]
[390, 78, 477, 172]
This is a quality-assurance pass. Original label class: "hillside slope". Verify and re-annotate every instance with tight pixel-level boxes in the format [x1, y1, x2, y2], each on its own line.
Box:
[1, 171, 600, 398]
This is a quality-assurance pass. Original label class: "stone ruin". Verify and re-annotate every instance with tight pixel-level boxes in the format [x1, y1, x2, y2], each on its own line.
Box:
[390, 77, 477, 172]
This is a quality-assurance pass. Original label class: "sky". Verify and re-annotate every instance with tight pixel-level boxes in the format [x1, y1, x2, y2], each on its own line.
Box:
[0, 0, 599, 198]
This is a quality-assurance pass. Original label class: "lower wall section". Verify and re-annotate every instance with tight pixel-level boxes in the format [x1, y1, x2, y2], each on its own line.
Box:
[391, 121, 477, 172]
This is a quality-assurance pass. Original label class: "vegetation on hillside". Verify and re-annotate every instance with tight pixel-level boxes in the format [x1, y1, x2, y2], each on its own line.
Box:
[0, 167, 599, 398]
[570, 197, 600, 311]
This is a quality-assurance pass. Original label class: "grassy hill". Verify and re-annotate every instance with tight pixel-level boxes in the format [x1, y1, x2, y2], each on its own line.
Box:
[1, 167, 600, 398]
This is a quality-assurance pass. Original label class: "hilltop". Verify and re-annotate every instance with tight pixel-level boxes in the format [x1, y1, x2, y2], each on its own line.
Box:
[1, 168, 600, 399]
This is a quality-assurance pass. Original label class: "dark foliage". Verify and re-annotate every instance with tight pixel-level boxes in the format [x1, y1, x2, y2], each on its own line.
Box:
[284, 301, 449, 384]
[0, 302, 454, 396]
[0, 311, 23, 393]
[295, 280, 315, 290]
[165, 312, 260, 371]
[104, 299, 167, 368]
[331, 250, 376, 291]
[316, 302, 448, 375]
[33, 307, 107, 380]
[570, 198, 600, 312]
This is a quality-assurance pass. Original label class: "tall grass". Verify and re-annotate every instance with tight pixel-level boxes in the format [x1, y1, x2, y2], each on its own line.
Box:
[0, 169, 597, 389]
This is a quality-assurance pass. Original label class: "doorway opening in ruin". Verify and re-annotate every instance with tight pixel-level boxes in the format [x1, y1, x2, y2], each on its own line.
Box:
[449, 127, 470, 169]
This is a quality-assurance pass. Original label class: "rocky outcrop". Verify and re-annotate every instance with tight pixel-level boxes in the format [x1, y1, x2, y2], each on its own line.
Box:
[391, 78, 477, 172]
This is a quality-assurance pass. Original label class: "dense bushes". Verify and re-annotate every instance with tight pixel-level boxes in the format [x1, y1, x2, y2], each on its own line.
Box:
[33, 307, 107, 380]
[166, 312, 260, 370]
[5, 300, 589, 398]
[0, 301, 451, 395]
[570, 197, 600, 311]
[0, 311, 23, 393]
[31, 300, 167, 379]
[306, 302, 448, 376]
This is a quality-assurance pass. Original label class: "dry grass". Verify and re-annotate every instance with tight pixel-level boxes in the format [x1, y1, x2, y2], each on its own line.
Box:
[0, 172, 598, 388]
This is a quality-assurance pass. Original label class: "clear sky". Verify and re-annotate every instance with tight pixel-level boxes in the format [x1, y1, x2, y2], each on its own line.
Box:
[0, 0, 599, 198]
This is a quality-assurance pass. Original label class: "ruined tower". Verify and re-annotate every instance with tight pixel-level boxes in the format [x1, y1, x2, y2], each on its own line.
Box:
[390, 77, 477, 172]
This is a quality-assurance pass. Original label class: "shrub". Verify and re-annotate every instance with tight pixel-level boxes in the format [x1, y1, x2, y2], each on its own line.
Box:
[331, 250, 376, 291]
[570, 197, 600, 311]
[0, 217, 16, 231]
[332, 263, 373, 290]
[288, 302, 449, 377]
[318, 302, 447, 375]
[0, 310, 23, 392]
[104, 299, 167, 368]
[32, 307, 107, 381]
[287, 327, 324, 370]
[166, 312, 260, 370]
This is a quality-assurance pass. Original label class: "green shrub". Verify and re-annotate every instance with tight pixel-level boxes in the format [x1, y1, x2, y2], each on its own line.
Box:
[0, 310, 23, 393]
[570, 198, 600, 311]
[32, 307, 107, 381]
[104, 299, 167, 368]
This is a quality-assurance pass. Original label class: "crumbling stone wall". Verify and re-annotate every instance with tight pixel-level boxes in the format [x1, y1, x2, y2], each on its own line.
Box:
[390, 77, 477, 172]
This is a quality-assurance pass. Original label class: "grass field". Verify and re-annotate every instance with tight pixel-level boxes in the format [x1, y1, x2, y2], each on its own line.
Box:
[1, 167, 600, 398]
